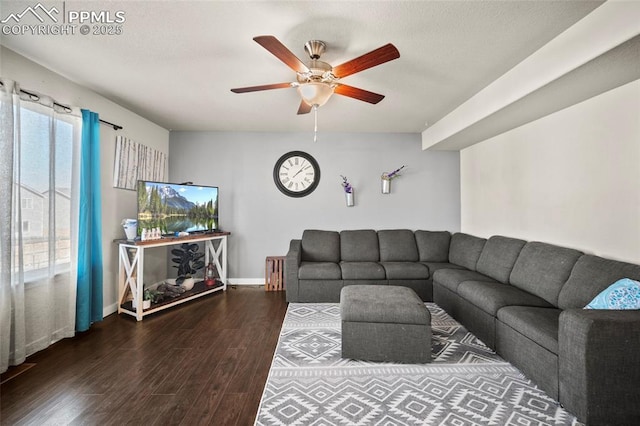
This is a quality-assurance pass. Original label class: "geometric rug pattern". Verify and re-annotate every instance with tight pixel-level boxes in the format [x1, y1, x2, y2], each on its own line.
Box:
[255, 303, 581, 425]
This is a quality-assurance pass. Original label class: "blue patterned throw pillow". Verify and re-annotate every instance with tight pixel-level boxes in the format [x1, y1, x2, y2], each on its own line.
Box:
[585, 278, 640, 310]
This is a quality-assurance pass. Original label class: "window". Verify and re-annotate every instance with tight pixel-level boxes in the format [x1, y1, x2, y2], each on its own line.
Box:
[21, 197, 33, 209]
[18, 105, 77, 279]
[0, 80, 83, 371]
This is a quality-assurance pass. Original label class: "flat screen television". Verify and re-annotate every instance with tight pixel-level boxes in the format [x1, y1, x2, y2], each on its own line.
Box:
[137, 180, 219, 235]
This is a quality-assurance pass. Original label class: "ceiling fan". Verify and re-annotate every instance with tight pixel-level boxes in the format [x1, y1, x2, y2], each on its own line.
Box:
[231, 35, 400, 115]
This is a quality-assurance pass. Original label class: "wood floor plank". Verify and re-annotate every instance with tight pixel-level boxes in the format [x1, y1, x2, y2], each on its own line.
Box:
[210, 392, 248, 426]
[127, 393, 176, 425]
[226, 325, 268, 393]
[237, 322, 284, 424]
[0, 286, 287, 425]
[179, 346, 244, 424]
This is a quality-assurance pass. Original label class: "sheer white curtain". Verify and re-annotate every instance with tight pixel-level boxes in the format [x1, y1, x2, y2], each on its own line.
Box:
[0, 79, 81, 373]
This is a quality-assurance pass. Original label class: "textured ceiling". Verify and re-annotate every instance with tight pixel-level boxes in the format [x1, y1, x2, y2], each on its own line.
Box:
[0, 0, 604, 133]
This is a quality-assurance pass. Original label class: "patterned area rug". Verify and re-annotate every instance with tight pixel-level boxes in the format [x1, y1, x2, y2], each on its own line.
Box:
[255, 303, 581, 425]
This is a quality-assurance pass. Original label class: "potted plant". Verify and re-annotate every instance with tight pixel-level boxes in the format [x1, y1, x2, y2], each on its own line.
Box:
[143, 288, 160, 309]
[171, 243, 205, 290]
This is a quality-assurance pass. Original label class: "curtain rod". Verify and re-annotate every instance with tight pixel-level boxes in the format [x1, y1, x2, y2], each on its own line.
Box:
[7, 84, 123, 131]
[99, 119, 123, 131]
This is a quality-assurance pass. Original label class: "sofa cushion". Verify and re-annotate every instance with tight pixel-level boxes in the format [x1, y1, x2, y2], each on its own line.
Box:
[509, 242, 583, 307]
[298, 280, 344, 303]
[449, 233, 486, 271]
[301, 230, 340, 263]
[380, 262, 429, 280]
[422, 262, 466, 277]
[497, 306, 561, 354]
[558, 254, 640, 310]
[415, 230, 451, 262]
[340, 262, 386, 280]
[433, 269, 497, 293]
[458, 281, 553, 316]
[378, 229, 419, 262]
[340, 230, 379, 262]
[299, 261, 342, 280]
[476, 236, 527, 284]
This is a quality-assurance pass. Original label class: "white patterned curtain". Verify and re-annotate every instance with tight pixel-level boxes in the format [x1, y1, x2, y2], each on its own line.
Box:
[0, 79, 81, 373]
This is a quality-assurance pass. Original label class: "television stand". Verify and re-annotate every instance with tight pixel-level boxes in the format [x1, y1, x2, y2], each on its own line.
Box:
[116, 232, 230, 321]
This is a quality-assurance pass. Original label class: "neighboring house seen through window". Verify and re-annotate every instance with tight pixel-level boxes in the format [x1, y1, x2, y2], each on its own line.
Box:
[19, 106, 75, 280]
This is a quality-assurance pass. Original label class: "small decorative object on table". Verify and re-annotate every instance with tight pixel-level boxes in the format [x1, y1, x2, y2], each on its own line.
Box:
[171, 242, 206, 291]
[122, 218, 137, 240]
[381, 165, 405, 194]
[157, 281, 186, 298]
[143, 288, 161, 309]
[204, 262, 218, 286]
[341, 175, 354, 207]
[141, 227, 162, 241]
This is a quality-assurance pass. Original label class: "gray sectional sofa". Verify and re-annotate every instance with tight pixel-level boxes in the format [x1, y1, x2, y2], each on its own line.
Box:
[285, 229, 640, 425]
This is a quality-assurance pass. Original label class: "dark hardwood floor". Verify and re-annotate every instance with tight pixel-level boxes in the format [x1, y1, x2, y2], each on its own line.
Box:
[0, 286, 288, 425]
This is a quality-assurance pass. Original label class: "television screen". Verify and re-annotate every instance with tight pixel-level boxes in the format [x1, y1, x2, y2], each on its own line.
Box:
[137, 180, 219, 235]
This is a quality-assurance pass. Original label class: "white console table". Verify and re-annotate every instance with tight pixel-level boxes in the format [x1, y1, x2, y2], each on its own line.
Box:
[117, 232, 229, 321]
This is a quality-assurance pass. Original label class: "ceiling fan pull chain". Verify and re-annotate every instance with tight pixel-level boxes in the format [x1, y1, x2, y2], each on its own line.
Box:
[314, 105, 318, 142]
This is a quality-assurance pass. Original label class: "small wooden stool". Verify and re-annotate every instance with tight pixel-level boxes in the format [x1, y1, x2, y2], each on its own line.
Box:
[265, 256, 285, 291]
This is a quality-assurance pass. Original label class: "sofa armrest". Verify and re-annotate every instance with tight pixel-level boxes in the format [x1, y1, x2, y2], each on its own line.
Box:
[285, 239, 302, 302]
[559, 308, 640, 424]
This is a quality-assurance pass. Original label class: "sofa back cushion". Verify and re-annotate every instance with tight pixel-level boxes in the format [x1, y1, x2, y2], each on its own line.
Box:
[415, 230, 451, 262]
[509, 242, 582, 307]
[378, 229, 419, 262]
[340, 230, 379, 262]
[558, 254, 640, 309]
[448, 233, 486, 271]
[301, 230, 340, 263]
[476, 236, 527, 284]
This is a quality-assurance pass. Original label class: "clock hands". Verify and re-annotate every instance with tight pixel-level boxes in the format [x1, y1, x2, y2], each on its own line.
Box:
[292, 164, 310, 178]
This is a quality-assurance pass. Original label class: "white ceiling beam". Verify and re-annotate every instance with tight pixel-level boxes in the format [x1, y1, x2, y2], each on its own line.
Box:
[422, 0, 640, 151]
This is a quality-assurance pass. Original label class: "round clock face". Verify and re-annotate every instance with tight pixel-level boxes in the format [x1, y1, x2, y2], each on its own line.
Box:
[273, 151, 320, 197]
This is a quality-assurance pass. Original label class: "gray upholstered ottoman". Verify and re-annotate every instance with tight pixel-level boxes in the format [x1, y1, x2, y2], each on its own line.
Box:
[340, 285, 431, 363]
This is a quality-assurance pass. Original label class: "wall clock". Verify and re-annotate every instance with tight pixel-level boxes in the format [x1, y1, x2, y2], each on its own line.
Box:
[273, 151, 320, 197]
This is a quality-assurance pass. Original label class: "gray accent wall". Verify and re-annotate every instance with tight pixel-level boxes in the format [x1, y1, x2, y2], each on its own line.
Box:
[169, 131, 460, 280]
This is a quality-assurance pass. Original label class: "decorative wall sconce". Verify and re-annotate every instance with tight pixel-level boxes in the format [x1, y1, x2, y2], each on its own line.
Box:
[381, 165, 405, 194]
[341, 175, 354, 207]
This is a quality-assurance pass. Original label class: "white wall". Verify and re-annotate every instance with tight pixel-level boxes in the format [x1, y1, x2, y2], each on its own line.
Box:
[169, 131, 461, 281]
[461, 79, 640, 264]
[1, 47, 170, 316]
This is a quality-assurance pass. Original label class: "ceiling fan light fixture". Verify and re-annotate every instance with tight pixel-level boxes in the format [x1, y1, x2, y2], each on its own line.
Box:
[297, 82, 334, 107]
[232, 36, 400, 115]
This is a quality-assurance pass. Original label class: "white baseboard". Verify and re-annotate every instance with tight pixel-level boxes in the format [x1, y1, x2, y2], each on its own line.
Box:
[104, 302, 118, 317]
[228, 278, 265, 285]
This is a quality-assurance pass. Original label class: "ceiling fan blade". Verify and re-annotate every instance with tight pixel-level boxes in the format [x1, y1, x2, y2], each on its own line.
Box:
[231, 82, 293, 93]
[334, 84, 385, 104]
[297, 100, 312, 115]
[332, 43, 400, 78]
[254, 35, 310, 73]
